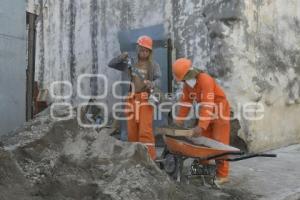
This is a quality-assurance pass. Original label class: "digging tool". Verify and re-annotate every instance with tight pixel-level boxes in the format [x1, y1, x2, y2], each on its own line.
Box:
[109, 55, 175, 105]
[126, 57, 165, 105]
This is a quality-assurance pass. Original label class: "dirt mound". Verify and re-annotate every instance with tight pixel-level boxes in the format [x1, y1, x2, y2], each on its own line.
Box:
[0, 108, 241, 200]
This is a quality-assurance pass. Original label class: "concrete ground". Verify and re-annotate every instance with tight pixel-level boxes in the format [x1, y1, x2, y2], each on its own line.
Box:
[157, 144, 300, 199]
[224, 144, 300, 200]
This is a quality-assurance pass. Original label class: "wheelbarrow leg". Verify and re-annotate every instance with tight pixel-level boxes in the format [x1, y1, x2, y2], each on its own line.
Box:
[176, 156, 184, 182]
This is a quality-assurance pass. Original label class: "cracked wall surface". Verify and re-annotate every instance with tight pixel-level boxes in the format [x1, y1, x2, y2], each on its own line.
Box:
[27, 0, 300, 151]
[29, 0, 172, 108]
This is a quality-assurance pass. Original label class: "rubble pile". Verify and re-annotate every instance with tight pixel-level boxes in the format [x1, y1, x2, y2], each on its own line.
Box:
[0, 108, 244, 200]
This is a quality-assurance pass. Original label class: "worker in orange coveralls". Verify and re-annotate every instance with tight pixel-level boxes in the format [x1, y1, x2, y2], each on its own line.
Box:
[108, 36, 161, 160]
[173, 58, 231, 184]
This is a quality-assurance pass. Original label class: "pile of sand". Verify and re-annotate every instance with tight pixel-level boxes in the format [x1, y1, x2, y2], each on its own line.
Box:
[0, 108, 237, 200]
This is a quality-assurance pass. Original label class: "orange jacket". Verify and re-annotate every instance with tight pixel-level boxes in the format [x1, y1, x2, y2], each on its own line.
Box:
[177, 73, 229, 130]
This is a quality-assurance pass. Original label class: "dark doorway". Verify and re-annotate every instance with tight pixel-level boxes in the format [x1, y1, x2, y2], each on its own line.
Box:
[26, 12, 37, 120]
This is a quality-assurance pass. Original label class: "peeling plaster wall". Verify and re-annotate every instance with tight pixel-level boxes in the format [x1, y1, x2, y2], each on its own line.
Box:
[28, 0, 300, 151]
[29, 0, 172, 108]
[240, 0, 300, 151]
[173, 0, 300, 151]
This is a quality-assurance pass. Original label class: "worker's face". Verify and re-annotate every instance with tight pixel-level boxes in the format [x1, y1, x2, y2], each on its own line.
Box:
[137, 46, 151, 60]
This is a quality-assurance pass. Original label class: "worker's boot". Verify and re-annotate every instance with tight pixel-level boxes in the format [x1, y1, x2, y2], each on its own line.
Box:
[215, 176, 229, 185]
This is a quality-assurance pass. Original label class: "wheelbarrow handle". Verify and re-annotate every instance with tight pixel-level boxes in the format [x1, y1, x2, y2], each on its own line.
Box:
[205, 151, 244, 160]
[226, 153, 277, 162]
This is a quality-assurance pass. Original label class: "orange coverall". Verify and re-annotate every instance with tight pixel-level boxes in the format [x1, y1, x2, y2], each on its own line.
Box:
[126, 92, 156, 160]
[177, 73, 230, 178]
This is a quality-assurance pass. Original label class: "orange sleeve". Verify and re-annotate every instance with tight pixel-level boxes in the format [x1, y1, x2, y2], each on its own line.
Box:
[198, 75, 215, 130]
[176, 84, 193, 124]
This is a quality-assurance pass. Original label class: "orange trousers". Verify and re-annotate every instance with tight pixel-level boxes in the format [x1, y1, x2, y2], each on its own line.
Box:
[200, 100, 230, 178]
[126, 92, 156, 160]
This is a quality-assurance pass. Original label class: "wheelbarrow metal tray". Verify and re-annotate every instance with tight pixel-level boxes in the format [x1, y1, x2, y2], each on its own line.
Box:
[163, 135, 241, 160]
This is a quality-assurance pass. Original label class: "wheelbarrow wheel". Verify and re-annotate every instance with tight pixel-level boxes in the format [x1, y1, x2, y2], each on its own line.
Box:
[161, 148, 179, 180]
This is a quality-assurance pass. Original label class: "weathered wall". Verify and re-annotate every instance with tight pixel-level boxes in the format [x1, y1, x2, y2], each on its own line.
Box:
[30, 0, 171, 109]
[29, 0, 300, 151]
[241, 0, 300, 151]
[0, 0, 26, 134]
[173, 0, 300, 151]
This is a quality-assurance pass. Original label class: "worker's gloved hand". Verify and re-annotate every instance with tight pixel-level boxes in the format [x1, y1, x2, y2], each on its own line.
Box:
[120, 52, 129, 61]
[192, 126, 203, 137]
[144, 80, 154, 89]
[172, 120, 184, 128]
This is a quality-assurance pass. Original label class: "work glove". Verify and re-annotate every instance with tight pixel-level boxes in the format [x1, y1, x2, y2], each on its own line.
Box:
[120, 52, 129, 61]
[144, 80, 154, 89]
[192, 126, 203, 137]
[172, 119, 184, 128]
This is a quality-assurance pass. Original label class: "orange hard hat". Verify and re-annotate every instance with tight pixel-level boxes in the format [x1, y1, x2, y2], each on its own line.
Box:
[172, 58, 192, 81]
[137, 35, 153, 50]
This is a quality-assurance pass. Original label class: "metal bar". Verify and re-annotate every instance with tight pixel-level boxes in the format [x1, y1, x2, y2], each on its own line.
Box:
[127, 59, 145, 81]
[205, 151, 244, 160]
[126, 58, 163, 104]
[226, 153, 277, 162]
[167, 38, 173, 93]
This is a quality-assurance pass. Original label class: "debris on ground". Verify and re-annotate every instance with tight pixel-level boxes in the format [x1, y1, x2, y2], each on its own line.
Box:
[0, 108, 256, 200]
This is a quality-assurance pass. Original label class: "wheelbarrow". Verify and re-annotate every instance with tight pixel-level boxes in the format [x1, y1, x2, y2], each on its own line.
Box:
[155, 127, 277, 187]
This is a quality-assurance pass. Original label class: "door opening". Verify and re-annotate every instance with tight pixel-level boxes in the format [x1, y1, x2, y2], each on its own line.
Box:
[26, 12, 37, 120]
